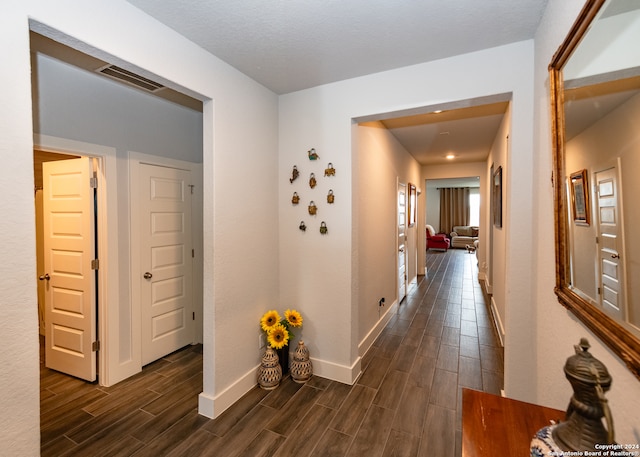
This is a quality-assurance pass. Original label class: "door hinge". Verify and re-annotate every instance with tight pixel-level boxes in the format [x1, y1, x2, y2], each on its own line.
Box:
[192, 249, 195, 258]
[598, 287, 601, 295]
[192, 312, 195, 320]
[189, 184, 194, 194]
[596, 236, 599, 244]
[91, 259, 100, 270]
[92, 340, 100, 352]
[90, 176, 98, 189]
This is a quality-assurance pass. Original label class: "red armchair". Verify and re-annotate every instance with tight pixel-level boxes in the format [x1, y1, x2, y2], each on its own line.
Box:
[426, 225, 450, 251]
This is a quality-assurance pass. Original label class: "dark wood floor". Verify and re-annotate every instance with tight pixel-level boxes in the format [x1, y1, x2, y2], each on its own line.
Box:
[41, 248, 503, 457]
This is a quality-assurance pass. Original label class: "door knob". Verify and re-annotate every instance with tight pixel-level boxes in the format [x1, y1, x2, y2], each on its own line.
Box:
[611, 253, 620, 259]
[144, 272, 153, 279]
[39, 273, 50, 281]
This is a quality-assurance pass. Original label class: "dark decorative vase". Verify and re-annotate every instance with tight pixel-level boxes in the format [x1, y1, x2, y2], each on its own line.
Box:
[277, 346, 289, 376]
[552, 338, 614, 450]
[530, 338, 615, 455]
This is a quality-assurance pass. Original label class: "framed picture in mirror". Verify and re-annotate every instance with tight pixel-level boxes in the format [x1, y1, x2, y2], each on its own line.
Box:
[570, 169, 590, 226]
[493, 166, 502, 228]
[408, 183, 417, 227]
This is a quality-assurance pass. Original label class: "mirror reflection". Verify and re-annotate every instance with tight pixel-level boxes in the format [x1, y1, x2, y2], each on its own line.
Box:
[550, 0, 640, 379]
[561, 0, 640, 339]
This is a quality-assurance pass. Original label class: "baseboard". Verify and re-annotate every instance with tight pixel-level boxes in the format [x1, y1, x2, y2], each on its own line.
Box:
[198, 363, 260, 419]
[311, 356, 362, 385]
[490, 296, 505, 348]
[358, 299, 398, 358]
[198, 344, 367, 419]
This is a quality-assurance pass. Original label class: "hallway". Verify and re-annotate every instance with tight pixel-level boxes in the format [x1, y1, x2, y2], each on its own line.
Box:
[41, 248, 503, 456]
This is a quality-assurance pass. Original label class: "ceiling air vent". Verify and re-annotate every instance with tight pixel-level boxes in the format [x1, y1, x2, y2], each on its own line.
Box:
[97, 65, 164, 92]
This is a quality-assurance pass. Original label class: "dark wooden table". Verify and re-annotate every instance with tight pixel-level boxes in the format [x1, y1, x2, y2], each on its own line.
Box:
[462, 388, 565, 456]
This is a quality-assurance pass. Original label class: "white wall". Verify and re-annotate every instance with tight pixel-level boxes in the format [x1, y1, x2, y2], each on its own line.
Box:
[1, 1, 278, 453]
[33, 54, 203, 163]
[279, 40, 535, 390]
[534, 0, 640, 444]
[484, 104, 511, 344]
[355, 121, 421, 354]
[33, 50, 205, 384]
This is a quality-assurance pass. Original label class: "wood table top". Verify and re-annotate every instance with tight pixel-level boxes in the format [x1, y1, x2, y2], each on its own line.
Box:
[462, 388, 565, 456]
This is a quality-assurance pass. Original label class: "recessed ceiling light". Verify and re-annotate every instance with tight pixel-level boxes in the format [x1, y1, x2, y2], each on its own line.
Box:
[446, 154, 455, 160]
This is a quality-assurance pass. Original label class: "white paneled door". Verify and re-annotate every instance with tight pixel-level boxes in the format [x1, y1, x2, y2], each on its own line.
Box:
[139, 164, 193, 365]
[595, 165, 625, 320]
[42, 158, 97, 381]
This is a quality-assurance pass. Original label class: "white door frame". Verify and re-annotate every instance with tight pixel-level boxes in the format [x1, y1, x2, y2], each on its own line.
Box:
[129, 151, 202, 366]
[34, 134, 120, 386]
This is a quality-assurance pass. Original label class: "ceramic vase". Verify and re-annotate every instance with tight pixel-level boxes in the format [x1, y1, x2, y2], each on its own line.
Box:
[290, 340, 313, 383]
[257, 346, 282, 390]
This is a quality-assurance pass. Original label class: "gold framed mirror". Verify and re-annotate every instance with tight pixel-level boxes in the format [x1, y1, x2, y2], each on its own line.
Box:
[549, 0, 640, 380]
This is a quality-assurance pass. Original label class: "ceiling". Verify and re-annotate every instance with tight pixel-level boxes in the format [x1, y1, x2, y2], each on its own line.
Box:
[378, 100, 509, 165]
[34, 1, 552, 166]
[126, 0, 549, 96]
[123, 0, 542, 165]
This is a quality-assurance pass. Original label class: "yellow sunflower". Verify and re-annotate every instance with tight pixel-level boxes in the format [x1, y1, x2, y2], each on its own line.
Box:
[260, 310, 281, 332]
[267, 324, 290, 349]
[284, 309, 303, 327]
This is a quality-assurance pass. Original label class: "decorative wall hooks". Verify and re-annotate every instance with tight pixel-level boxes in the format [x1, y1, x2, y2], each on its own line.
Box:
[309, 173, 317, 189]
[299, 221, 307, 231]
[324, 163, 335, 176]
[308, 201, 317, 215]
[290, 165, 299, 183]
[327, 189, 334, 204]
[320, 222, 328, 234]
[308, 148, 319, 160]
[292, 192, 300, 205]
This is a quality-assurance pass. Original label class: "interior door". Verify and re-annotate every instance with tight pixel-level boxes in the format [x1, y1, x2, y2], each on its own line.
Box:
[398, 182, 407, 303]
[42, 158, 96, 381]
[595, 166, 625, 320]
[140, 163, 193, 365]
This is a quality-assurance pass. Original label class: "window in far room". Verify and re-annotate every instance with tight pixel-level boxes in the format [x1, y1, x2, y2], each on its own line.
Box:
[469, 190, 480, 227]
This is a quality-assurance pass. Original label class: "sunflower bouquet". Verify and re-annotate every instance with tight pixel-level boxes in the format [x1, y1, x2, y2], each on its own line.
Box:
[260, 309, 303, 349]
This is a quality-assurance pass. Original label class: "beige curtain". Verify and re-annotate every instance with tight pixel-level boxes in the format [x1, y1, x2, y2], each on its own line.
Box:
[439, 187, 470, 233]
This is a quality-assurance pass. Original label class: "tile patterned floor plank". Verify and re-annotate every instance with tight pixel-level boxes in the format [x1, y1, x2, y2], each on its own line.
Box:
[40, 248, 503, 456]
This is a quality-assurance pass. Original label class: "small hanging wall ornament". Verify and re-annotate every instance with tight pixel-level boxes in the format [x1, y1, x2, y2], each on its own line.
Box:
[308, 201, 317, 215]
[292, 192, 300, 205]
[320, 221, 328, 234]
[289, 165, 299, 183]
[299, 221, 307, 231]
[327, 189, 335, 204]
[308, 148, 320, 160]
[324, 163, 335, 177]
[309, 173, 317, 189]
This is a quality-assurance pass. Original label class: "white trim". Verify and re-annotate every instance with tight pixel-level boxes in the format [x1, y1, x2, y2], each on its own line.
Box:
[33, 134, 132, 386]
[490, 296, 505, 348]
[311, 356, 362, 385]
[358, 299, 399, 358]
[198, 352, 364, 420]
[198, 364, 258, 419]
